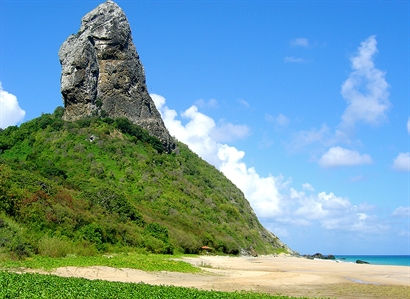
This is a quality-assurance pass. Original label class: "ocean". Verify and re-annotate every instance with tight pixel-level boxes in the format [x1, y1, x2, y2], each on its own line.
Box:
[335, 255, 410, 266]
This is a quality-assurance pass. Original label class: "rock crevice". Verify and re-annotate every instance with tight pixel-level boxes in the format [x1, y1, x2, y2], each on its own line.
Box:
[59, 0, 174, 151]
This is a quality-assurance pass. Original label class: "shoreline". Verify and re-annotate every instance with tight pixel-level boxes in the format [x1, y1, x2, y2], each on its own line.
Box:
[301, 256, 410, 267]
[299, 253, 410, 267]
[333, 255, 410, 267]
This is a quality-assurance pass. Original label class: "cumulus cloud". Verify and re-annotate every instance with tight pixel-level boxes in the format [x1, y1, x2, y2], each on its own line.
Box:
[284, 56, 306, 63]
[319, 146, 372, 168]
[210, 122, 250, 143]
[152, 93, 383, 233]
[302, 183, 315, 192]
[289, 36, 389, 154]
[218, 145, 282, 217]
[392, 152, 410, 172]
[281, 188, 383, 233]
[0, 82, 25, 129]
[393, 206, 410, 217]
[290, 38, 309, 47]
[340, 35, 390, 130]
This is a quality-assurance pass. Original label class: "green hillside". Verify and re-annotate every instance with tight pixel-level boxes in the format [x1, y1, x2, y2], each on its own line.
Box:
[0, 107, 287, 259]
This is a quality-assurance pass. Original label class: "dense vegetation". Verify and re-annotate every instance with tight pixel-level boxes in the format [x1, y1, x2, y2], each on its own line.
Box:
[0, 107, 286, 259]
[0, 271, 303, 299]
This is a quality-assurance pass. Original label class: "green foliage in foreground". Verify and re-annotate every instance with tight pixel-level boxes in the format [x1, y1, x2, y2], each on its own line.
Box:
[0, 108, 286, 258]
[0, 252, 199, 273]
[0, 271, 304, 299]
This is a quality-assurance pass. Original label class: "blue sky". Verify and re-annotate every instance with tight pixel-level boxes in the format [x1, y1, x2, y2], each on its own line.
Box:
[1, 0, 409, 254]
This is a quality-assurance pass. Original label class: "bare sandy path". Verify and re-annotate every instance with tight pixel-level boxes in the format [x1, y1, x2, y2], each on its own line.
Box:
[28, 255, 410, 298]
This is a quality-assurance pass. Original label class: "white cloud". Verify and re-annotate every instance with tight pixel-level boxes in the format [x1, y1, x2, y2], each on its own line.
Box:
[288, 36, 389, 153]
[288, 124, 332, 152]
[266, 113, 290, 127]
[293, 190, 328, 220]
[284, 56, 306, 63]
[283, 188, 383, 233]
[151, 93, 166, 110]
[194, 98, 218, 109]
[218, 145, 282, 217]
[407, 117, 410, 134]
[393, 152, 410, 172]
[152, 93, 383, 233]
[0, 82, 25, 129]
[393, 206, 410, 217]
[290, 38, 309, 47]
[340, 35, 390, 130]
[319, 146, 372, 168]
[302, 183, 315, 192]
[210, 122, 250, 143]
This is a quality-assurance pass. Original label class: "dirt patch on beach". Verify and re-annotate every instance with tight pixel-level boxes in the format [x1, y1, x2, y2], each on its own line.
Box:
[27, 255, 410, 299]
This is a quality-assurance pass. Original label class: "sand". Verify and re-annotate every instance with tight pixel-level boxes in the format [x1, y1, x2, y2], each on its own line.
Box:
[28, 255, 410, 299]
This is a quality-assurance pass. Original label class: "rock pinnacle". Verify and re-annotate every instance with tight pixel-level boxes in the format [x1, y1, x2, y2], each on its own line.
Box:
[59, 1, 175, 151]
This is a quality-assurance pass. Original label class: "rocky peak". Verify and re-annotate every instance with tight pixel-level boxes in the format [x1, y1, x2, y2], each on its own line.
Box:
[59, 0, 175, 151]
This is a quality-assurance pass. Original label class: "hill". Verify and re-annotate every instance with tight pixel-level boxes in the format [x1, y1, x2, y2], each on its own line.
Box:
[0, 108, 289, 258]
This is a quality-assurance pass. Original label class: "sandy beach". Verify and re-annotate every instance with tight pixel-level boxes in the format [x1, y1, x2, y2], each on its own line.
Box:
[27, 255, 410, 298]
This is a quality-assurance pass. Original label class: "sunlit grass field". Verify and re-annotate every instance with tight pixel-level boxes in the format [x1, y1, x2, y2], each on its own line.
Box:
[0, 271, 305, 299]
[0, 252, 199, 273]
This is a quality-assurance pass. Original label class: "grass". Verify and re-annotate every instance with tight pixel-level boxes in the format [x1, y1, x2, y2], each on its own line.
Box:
[326, 283, 410, 299]
[0, 271, 306, 299]
[0, 252, 200, 273]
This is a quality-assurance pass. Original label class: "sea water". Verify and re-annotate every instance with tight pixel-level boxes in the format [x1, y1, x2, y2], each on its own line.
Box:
[335, 255, 410, 266]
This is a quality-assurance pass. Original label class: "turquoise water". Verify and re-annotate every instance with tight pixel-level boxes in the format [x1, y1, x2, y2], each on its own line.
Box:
[335, 255, 410, 266]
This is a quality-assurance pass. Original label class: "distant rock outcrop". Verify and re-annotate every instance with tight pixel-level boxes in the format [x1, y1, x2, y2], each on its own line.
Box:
[59, 0, 175, 151]
[356, 259, 369, 264]
[303, 253, 335, 260]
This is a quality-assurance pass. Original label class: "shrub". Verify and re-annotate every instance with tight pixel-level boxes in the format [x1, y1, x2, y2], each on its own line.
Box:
[144, 223, 173, 254]
[87, 188, 144, 225]
[0, 215, 33, 258]
[53, 106, 65, 119]
[40, 164, 67, 180]
[77, 223, 106, 251]
[76, 118, 92, 128]
[37, 236, 73, 257]
[145, 223, 168, 243]
[0, 125, 18, 153]
[173, 229, 201, 254]
[114, 118, 164, 153]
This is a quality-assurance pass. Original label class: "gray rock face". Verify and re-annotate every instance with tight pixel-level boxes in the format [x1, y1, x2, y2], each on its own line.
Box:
[59, 0, 174, 151]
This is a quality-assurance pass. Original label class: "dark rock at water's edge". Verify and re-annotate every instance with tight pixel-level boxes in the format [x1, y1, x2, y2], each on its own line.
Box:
[303, 253, 336, 260]
[59, 0, 175, 152]
[356, 259, 370, 264]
